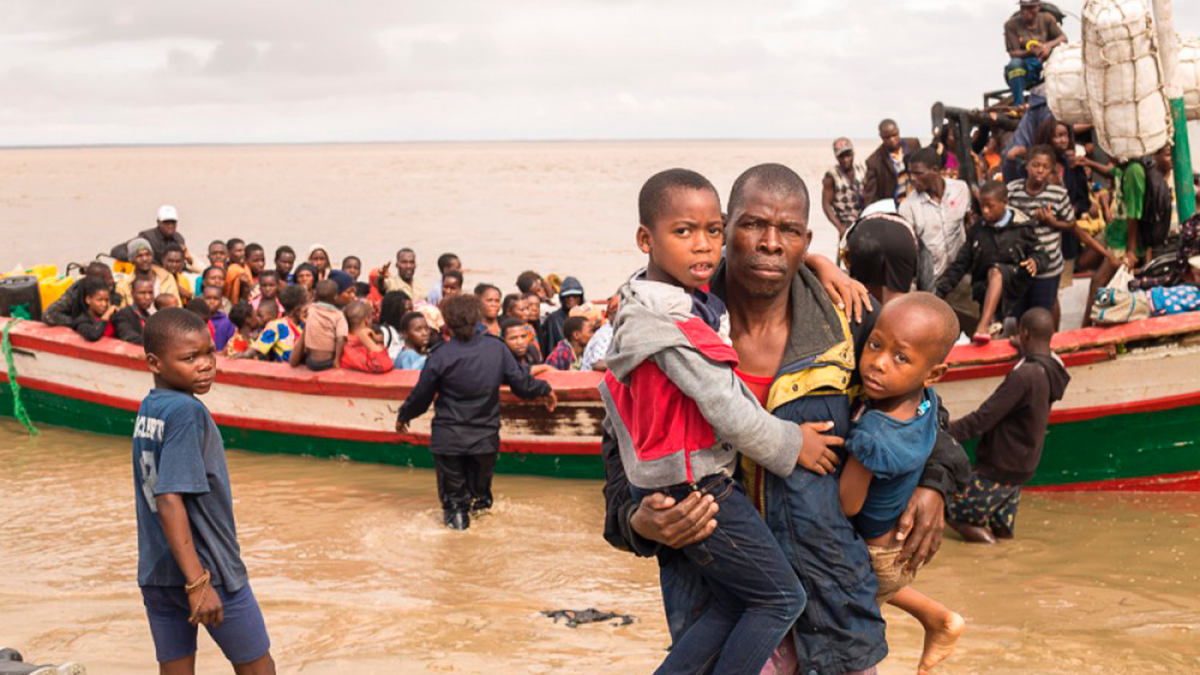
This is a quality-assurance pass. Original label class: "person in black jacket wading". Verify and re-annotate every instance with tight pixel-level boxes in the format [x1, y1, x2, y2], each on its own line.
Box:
[396, 294, 557, 530]
[945, 307, 1070, 543]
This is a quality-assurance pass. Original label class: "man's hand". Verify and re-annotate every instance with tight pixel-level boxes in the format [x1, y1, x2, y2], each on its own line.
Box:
[379, 262, 391, 279]
[542, 391, 558, 412]
[1123, 251, 1139, 271]
[895, 486, 945, 573]
[1020, 258, 1038, 275]
[797, 421, 842, 475]
[395, 419, 409, 434]
[629, 491, 719, 549]
[187, 582, 224, 627]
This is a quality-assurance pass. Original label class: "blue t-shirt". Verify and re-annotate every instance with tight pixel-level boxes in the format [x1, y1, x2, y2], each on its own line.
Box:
[847, 388, 939, 539]
[133, 389, 247, 591]
[396, 348, 427, 371]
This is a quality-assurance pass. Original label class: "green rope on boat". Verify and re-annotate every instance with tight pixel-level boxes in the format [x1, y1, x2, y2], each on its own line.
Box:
[2, 316, 40, 436]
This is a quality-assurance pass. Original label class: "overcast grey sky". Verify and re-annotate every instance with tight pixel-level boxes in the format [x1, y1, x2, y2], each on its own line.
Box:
[1, 0, 1198, 145]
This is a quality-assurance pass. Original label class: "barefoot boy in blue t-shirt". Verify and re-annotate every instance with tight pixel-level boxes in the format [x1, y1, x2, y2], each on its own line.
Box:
[134, 308, 275, 674]
[839, 292, 965, 675]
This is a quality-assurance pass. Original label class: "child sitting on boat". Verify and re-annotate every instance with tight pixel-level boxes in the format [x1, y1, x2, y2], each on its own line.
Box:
[113, 277, 155, 345]
[291, 278, 348, 371]
[340, 301, 393, 373]
[600, 168, 817, 675]
[201, 285, 235, 352]
[935, 180, 1048, 344]
[252, 284, 308, 363]
[544, 315, 592, 370]
[224, 302, 260, 359]
[947, 307, 1069, 544]
[250, 270, 283, 316]
[395, 294, 556, 530]
[72, 276, 117, 342]
[394, 311, 430, 371]
[838, 292, 965, 675]
[134, 308, 275, 674]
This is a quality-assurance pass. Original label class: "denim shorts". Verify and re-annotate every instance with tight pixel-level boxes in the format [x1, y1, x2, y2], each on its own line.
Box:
[141, 583, 271, 664]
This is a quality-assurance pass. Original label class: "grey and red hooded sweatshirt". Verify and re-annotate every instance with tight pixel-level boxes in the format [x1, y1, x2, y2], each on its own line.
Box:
[599, 272, 802, 490]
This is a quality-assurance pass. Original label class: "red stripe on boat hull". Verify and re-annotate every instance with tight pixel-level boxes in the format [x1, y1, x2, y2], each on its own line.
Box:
[1026, 470, 1200, 492]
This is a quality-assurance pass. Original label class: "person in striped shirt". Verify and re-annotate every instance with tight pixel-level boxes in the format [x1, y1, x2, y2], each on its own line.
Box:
[1006, 145, 1075, 324]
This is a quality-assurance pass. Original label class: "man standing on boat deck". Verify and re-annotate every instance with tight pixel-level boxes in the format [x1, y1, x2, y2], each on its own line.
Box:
[603, 164, 970, 675]
[901, 148, 975, 329]
[140, 205, 193, 268]
[823, 137, 866, 239]
[863, 120, 921, 207]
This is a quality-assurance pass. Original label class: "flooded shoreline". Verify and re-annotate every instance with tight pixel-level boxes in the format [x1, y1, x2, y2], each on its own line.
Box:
[3, 420, 1199, 674]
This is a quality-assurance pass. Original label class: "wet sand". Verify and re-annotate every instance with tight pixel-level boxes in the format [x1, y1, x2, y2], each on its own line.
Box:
[3, 420, 1199, 674]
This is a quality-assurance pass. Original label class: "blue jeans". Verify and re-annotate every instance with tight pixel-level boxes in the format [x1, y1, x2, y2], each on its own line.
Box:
[633, 474, 805, 675]
[1005, 56, 1043, 105]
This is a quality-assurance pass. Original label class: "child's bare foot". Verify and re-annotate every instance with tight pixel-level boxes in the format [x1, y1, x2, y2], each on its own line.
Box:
[918, 611, 964, 675]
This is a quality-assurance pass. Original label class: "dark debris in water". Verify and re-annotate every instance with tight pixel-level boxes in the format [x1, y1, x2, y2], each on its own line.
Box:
[541, 608, 635, 628]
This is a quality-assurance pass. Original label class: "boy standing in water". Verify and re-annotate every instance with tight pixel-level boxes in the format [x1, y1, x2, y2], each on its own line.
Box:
[134, 308, 274, 675]
[601, 169, 834, 675]
[839, 292, 964, 675]
[947, 307, 1069, 543]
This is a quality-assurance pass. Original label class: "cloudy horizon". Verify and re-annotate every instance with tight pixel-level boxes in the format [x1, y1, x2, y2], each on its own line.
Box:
[1, 0, 1198, 146]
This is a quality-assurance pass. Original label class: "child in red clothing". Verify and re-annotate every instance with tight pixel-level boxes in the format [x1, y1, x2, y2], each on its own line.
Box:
[340, 301, 394, 373]
[225, 302, 261, 359]
[72, 277, 117, 341]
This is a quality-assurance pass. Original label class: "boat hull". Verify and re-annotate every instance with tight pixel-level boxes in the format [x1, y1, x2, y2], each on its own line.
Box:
[2, 316, 1200, 489]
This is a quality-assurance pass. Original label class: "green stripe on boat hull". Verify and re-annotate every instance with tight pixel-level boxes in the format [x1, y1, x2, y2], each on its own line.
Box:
[3, 385, 1199, 486]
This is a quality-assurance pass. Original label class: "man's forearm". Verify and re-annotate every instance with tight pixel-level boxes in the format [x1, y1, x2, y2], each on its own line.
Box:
[156, 494, 205, 583]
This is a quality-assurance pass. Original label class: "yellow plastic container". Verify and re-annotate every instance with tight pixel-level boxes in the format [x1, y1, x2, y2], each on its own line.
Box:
[112, 260, 134, 275]
[39, 276, 74, 310]
[3, 264, 57, 281]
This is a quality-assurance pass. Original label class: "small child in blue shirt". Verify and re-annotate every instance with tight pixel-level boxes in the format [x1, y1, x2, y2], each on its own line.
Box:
[133, 308, 275, 674]
[839, 292, 964, 675]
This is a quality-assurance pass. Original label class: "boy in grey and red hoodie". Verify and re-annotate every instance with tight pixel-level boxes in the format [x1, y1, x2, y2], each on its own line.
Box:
[599, 169, 831, 675]
[946, 307, 1070, 543]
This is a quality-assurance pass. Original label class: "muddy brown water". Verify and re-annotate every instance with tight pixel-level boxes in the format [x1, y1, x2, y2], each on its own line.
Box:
[2, 420, 1199, 674]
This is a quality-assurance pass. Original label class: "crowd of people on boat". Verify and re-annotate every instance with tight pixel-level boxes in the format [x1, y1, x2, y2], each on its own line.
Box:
[825, 1, 1200, 342]
[40, 213, 620, 377]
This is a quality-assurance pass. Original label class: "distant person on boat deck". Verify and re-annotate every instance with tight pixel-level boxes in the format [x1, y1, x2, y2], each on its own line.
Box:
[161, 244, 192, 304]
[863, 119, 921, 206]
[1007, 145, 1076, 323]
[114, 277, 155, 345]
[380, 248, 425, 303]
[537, 275, 585, 356]
[394, 311, 431, 371]
[251, 271, 284, 316]
[72, 277, 117, 342]
[224, 243, 266, 303]
[154, 294, 180, 312]
[935, 181, 1047, 345]
[822, 137, 866, 238]
[438, 269, 464, 306]
[202, 285, 235, 352]
[291, 278, 350, 372]
[196, 266, 230, 313]
[517, 270, 554, 319]
[114, 204, 192, 268]
[116, 238, 181, 309]
[226, 239, 246, 267]
[377, 291, 412, 362]
[499, 317, 550, 375]
[1004, 1, 1065, 106]
[43, 262, 122, 326]
[306, 244, 331, 281]
[224, 301, 260, 359]
[395, 294, 556, 531]
[291, 263, 318, 295]
[578, 295, 618, 372]
[947, 308, 1069, 544]
[273, 245, 296, 282]
[545, 315, 592, 371]
[425, 252, 462, 306]
[252, 284, 308, 363]
[340, 301, 394, 373]
[844, 211, 921, 306]
[206, 240, 229, 270]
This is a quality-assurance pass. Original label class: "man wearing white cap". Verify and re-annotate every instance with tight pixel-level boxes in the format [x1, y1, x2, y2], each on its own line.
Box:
[137, 205, 192, 268]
